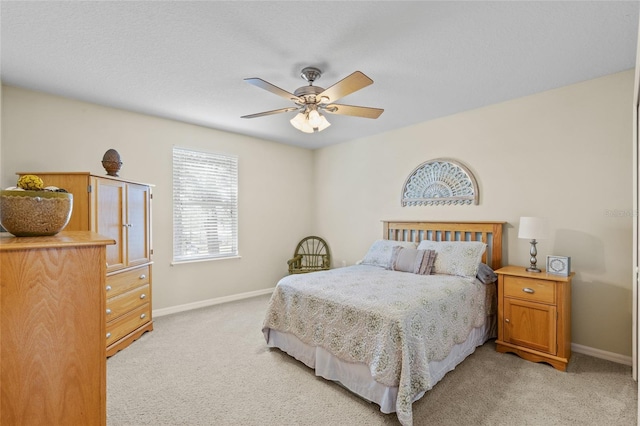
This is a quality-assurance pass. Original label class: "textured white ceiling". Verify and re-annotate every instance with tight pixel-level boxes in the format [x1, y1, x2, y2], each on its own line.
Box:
[1, 1, 638, 150]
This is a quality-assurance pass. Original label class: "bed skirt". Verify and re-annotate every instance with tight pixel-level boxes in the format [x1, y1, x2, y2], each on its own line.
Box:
[265, 313, 496, 414]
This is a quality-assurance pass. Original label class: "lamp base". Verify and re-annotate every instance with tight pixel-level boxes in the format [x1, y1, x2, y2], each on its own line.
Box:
[526, 239, 541, 273]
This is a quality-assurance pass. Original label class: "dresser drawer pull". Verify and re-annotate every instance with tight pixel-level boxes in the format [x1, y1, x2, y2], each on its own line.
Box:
[139, 274, 146, 280]
[140, 294, 146, 299]
[140, 313, 146, 319]
[106, 285, 112, 292]
[106, 308, 112, 315]
[522, 287, 535, 294]
[505, 318, 510, 323]
[106, 332, 111, 339]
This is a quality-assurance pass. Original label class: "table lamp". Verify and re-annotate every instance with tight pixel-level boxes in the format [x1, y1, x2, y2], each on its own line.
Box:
[518, 217, 550, 273]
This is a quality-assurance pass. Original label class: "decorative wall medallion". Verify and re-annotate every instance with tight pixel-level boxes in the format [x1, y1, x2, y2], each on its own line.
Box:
[401, 158, 479, 206]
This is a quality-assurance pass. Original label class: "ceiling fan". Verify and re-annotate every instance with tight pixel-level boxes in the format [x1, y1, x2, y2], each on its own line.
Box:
[241, 67, 384, 133]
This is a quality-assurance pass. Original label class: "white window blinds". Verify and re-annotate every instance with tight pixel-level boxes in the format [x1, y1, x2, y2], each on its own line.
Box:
[172, 146, 238, 263]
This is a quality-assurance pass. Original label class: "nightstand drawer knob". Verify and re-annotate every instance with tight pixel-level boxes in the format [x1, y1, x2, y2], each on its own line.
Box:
[139, 274, 146, 280]
[140, 313, 146, 319]
[505, 318, 510, 323]
[106, 332, 111, 339]
[106, 308, 112, 315]
[522, 287, 535, 294]
[106, 285, 112, 292]
[140, 294, 146, 299]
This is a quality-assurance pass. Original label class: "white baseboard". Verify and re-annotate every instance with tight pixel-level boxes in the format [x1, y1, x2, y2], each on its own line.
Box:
[572, 342, 632, 366]
[154, 292, 632, 367]
[153, 287, 274, 318]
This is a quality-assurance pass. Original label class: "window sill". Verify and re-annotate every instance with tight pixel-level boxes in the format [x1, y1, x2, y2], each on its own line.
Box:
[171, 255, 241, 266]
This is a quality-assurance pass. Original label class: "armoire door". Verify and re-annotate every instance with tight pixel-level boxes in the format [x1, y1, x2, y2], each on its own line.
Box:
[92, 177, 126, 272]
[126, 182, 151, 267]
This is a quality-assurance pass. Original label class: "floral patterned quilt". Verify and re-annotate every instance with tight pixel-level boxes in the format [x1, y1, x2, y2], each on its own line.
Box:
[262, 265, 493, 426]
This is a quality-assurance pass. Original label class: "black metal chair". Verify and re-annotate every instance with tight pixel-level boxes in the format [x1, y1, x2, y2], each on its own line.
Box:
[287, 236, 331, 274]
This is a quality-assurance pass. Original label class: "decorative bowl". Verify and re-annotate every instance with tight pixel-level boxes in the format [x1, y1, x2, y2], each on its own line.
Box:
[0, 190, 73, 237]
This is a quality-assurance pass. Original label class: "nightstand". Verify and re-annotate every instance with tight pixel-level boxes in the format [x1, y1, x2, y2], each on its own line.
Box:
[494, 265, 574, 371]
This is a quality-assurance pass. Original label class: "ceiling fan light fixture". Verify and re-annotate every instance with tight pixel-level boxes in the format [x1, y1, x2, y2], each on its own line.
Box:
[290, 112, 314, 133]
[290, 109, 331, 133]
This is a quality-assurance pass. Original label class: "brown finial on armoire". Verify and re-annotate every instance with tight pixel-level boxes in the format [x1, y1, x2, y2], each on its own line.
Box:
[102, 149, 122, 177]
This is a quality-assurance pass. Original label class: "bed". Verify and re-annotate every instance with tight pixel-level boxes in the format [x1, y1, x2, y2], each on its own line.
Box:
[262, 221, 504, 426]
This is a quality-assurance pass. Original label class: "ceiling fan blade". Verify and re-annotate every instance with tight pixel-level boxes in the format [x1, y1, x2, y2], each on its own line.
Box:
[324, 104, 384, 119]
[317, 71, 373, 103]
[241, 106, 300, 119]
[244, 78, 302, 103]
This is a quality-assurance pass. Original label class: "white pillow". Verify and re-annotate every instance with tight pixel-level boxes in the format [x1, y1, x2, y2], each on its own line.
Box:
[417, 240, 486, 278]
[359, 239, 418, 269]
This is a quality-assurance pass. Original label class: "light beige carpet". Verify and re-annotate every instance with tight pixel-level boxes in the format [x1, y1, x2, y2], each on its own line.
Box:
[107, 294, 637, 425]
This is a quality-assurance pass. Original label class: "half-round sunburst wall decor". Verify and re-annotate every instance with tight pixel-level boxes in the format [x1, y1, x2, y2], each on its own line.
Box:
[401, 158, 479, 206]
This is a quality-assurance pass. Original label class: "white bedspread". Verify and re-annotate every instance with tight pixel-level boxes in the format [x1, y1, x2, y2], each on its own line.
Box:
[262, 265, 492, 426]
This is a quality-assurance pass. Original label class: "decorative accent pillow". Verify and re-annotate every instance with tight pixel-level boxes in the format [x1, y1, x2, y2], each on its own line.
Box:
[390, 246, 420, 272]
[388, 247, 437, 275]
[417, 240, 486, 278]
[476, 263, 498, 284]
[359, 239, 418, 269]
[421, 249, 437, 275]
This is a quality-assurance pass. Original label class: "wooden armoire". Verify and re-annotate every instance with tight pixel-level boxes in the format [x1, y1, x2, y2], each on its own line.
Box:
[18, 172, 154, 356]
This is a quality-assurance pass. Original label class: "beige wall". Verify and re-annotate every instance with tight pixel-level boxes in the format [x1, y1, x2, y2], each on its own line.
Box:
[313, 70, 634, 357]
[0, 85, 314, 309]
[1, 70, 634, 357]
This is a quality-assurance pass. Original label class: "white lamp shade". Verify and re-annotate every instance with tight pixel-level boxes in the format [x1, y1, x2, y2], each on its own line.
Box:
[290, 113, 314, 133]
[290, 110, 330, 133]
[518, 217, 550, 240]
[307, 109, 322, 127]
[315, 114, 331, 131]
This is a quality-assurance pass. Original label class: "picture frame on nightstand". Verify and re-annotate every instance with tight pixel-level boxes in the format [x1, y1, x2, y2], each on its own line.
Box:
[546, 255, 571, 276]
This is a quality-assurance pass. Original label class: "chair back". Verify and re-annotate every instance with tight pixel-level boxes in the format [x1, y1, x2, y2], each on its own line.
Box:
[288, 236, 331, 274]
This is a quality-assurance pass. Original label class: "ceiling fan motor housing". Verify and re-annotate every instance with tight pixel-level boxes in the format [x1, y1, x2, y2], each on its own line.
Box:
[293, 85, 326, 103]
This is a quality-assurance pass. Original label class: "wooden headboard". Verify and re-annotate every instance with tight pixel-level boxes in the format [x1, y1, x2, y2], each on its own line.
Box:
[382, 221, 505, 270]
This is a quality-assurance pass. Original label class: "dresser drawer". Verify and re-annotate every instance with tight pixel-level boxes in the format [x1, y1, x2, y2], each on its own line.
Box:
[503, 275, 555, 304]
[106, 303, 151, 346]
[106, 265, 150, 298]
[106, 284, 150, 322]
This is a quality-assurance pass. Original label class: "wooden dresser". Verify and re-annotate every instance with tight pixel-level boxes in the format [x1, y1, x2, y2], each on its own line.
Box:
[0, 231, 113, 425]
[495, 265, 574, 371]
[18, 172, 154, 356]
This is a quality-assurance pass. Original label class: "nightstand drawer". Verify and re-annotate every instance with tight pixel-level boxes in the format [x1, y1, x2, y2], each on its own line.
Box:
[503, 275, 555, 304]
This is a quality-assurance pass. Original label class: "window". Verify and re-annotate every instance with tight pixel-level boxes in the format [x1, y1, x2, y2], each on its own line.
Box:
[172, 146, 238, 263]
